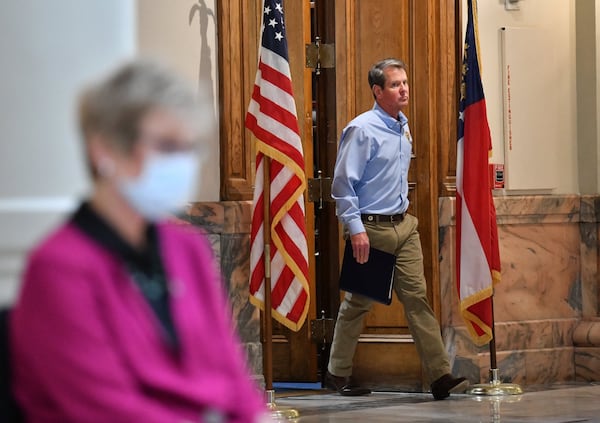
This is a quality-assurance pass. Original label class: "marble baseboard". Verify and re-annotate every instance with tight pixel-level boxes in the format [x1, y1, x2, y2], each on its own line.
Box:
[452, 347, 575, 386]
[245, 341, 264, 381]
[575, 347, 600, 381]
[573, 318, 600, 346]
[447, 319, 577, 356]
[447, 320, 577, 385]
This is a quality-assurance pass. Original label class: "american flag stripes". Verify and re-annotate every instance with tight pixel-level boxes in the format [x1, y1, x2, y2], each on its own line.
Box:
[245, 0, 310, 332]
[456, 0, 501, 346]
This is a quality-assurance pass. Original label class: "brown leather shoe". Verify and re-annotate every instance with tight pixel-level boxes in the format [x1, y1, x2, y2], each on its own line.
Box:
[325, 371, 372, 396]
[430, 374, 469, 400]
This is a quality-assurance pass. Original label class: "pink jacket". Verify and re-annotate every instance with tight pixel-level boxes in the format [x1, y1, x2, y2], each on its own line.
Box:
[11, 221, 266, 422]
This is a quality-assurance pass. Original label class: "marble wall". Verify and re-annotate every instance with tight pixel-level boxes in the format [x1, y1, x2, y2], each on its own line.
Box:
[181, 201, 263, 385]
[439, 195, 600, 387]
[183, 195, 600, 389]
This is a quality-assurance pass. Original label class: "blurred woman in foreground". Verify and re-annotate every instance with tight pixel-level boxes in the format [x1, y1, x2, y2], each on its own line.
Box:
[11, 59, 268, 422]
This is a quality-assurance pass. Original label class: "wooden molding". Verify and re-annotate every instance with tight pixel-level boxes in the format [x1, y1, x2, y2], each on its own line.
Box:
[217, 0, 258, 201]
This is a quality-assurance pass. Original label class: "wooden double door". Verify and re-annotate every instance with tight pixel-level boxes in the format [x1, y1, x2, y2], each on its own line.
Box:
[219, 0, 459, 390]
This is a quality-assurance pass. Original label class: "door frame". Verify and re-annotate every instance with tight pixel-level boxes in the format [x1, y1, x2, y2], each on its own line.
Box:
[215, 0, 460, 386]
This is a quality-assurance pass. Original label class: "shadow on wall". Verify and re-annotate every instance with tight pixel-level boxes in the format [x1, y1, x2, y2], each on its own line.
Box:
[189, 0, 219, 199]
[189, 0, 216, 119]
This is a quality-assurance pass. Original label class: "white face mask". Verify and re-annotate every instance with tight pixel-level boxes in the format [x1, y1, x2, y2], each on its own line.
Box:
[118, 152, 198, 222]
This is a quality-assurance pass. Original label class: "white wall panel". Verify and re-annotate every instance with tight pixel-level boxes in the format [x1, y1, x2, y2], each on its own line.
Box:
[0, 1, 135, 305]
[464, 0, 577, 194]
[500, 27, 559, 191]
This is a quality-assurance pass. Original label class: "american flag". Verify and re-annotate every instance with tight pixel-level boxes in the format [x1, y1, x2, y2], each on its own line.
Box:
[245, 0, 310, 332]
[456, 0, 501, 346]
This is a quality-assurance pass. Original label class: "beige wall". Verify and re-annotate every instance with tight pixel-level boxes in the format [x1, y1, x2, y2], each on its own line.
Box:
[597, 0, 600, 191]
[577, 0, 599, 194]
[463, 0, 578, 194]
[137, 0, 220, 201]
[0, 1, 136, 305]
[0, 0, 221, 305]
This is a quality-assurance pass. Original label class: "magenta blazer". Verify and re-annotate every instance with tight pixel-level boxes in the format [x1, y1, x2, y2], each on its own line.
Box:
[10, 221, 266, 422]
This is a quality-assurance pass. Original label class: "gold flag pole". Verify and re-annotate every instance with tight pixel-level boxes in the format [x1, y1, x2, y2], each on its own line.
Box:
[466, 297, 522, 396]
[261, 156, 300, 419]
[456, 0, 522, 398]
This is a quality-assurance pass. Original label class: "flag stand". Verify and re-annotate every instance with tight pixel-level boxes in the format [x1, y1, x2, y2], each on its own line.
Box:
[456, 0, 523, 400]
[261, 157, 300, 420]
[466, 298, 523, 396]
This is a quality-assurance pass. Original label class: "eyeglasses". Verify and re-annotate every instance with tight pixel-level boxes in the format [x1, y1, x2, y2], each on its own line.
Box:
[137, 134, 201, 155]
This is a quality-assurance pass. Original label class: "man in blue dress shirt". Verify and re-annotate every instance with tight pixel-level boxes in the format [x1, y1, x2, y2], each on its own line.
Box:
[325, 58, 469, 400]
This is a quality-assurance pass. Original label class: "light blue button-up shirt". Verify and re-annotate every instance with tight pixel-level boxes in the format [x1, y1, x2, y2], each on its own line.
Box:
[331, 102, 412, 235]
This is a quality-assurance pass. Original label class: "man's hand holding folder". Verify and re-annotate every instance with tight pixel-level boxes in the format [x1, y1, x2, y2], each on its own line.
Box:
[349, 232, 370, 263]
[338, 240, 396, 305]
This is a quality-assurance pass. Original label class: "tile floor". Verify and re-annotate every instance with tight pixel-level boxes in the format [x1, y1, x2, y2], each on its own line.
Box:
[273, 383, 600, 422]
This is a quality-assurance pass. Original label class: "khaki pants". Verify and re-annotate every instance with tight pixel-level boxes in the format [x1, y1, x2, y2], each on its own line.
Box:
[327, 214, 450, 383]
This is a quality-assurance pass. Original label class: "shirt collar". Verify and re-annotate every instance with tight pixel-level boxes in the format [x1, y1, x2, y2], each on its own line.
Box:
[71, 202, 159, 272]
[373, 102, 408, 130]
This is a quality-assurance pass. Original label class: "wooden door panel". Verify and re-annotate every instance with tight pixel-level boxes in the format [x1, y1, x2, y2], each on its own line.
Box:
[336, 0, 421, 389]
[363, 185, 419, 333]
[365, 301, 408, 331]
[354, 0, 411, 117]
[270, 0, 317, 382]
[218, 0, 316, 383]
[217, 0, 458, 386]
[334, 0, 458, 390]
[354, 343, 422, 391]
[345, 1, 414, 335]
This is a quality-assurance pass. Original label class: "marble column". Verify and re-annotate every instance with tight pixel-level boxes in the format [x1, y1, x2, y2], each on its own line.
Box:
[182, 201, 263, 386]
[573, 195, 600, 381]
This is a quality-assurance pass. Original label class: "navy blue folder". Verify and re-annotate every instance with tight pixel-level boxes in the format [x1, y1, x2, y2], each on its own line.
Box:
[338, 241, 396, 305]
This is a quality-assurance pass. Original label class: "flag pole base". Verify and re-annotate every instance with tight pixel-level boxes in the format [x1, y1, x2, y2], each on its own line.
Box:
[466, 369, 523, 396]
[265, 389, 300, 420]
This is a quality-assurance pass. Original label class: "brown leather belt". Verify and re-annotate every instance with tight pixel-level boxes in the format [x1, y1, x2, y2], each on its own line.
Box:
[361, 213, 405, 223]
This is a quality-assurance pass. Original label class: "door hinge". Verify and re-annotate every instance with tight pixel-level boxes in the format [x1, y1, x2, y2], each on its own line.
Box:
[310, 311, 335, 344]
[307, 171, 334, 209]
[305, 37, 335, 75]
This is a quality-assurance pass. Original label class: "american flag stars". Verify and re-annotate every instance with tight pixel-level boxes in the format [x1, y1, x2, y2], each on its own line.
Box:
[264, 2, 285, 43]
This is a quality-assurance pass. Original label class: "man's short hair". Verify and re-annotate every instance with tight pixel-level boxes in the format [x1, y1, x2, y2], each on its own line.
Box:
[368, 58, 407, 89]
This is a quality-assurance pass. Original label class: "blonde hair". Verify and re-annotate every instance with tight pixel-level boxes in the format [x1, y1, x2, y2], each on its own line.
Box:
[78, 58, 201, 153]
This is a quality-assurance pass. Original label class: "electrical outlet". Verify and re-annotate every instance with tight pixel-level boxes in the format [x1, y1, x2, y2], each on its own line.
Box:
[505, 0, 520, 11]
